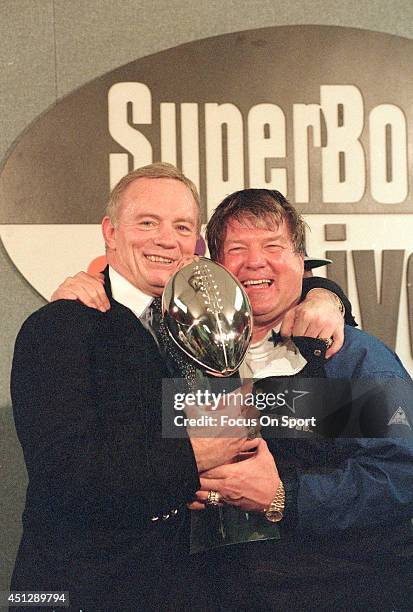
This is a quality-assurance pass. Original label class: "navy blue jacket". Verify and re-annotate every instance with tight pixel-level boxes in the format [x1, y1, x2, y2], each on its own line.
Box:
[261, 326, 413, 533]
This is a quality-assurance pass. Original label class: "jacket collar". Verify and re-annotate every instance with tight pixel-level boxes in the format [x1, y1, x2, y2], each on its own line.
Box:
[103, 266, 154, 317]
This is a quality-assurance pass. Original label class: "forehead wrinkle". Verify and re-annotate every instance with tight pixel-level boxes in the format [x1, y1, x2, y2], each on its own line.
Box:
[117, 201, 198, 224]
[224, 215, 291, 246]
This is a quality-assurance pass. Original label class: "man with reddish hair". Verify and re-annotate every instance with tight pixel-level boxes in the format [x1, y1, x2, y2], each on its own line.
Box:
[191, 188, 413, 611]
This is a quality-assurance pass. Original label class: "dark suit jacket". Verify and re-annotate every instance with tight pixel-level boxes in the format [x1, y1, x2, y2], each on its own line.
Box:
[10, 273, 201, 611]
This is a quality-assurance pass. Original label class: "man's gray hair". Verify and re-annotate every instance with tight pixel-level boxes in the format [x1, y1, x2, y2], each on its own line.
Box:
[106, 162, 201, 232]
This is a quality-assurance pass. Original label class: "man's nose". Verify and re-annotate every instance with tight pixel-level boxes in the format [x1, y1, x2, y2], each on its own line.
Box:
[245, 246, 266, 269]
[153, 224, 178, 248]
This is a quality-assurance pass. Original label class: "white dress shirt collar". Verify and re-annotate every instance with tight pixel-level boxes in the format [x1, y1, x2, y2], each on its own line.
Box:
[109, 266, 153, 318]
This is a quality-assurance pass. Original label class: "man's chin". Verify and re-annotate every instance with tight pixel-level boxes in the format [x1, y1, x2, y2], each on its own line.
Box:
[146, 272, 173, 296]
[247, 289, 275, 310]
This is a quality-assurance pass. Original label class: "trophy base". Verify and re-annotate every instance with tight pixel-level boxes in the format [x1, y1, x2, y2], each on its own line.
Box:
[190, 506, 281, 554]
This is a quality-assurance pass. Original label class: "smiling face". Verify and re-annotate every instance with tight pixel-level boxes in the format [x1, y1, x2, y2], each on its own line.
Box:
[102, 177, 199, 296]
[220, 216, 304, 339]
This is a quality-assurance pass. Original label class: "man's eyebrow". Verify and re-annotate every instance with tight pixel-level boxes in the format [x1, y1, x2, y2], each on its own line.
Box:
[174, 216, 196, 226]
[264, 234, 289, 242]
[134, 212, 160, 219]
[225, 239, 247, 247]
[133, 212, 195, 226]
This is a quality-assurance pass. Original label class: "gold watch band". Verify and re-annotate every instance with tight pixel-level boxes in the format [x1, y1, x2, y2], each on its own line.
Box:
[264, 481, 285, 523]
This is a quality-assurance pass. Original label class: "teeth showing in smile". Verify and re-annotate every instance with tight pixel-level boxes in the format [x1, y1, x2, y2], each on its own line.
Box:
[243, 279, 273, 287]
[146, 255, 173, 264]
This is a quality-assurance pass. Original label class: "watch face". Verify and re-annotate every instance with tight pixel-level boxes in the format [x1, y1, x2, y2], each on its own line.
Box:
[265, 510, 283, 523]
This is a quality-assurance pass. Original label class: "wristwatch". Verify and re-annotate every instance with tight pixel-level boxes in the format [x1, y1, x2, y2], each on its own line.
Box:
[264, 481, 285, 523]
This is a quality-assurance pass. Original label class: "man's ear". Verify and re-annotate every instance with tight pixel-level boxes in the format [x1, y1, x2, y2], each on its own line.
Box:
[297, 251, 305, 275]
[102, 216, 116, 250]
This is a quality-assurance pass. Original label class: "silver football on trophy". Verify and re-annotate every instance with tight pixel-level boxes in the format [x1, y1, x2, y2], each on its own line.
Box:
[162, 257, 252, 376]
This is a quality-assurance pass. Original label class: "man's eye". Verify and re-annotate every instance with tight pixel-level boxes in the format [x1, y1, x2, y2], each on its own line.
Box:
[139, 220, 156, 228]
[177, 225, 191, 233]
[266, 244, 283, 251]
